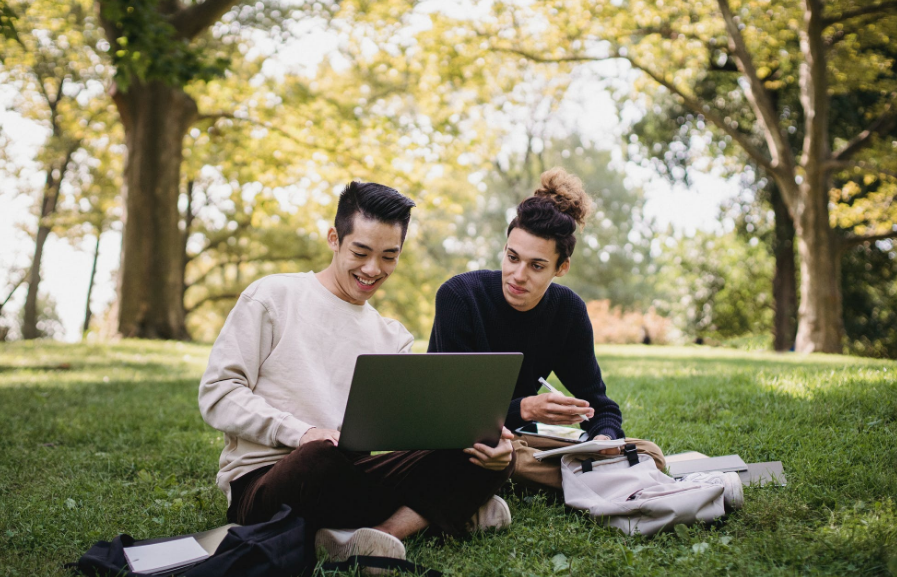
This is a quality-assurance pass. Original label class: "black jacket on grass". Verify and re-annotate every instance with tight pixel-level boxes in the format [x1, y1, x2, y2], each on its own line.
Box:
[427, 270, 624, 440]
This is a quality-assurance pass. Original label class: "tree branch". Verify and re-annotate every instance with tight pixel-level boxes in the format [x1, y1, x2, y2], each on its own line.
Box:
[830, 103, 897, 162]
[1, 270, 29, 311]
[169, 0, 242, 40]
[825, 159, 897, 181]
[841, 228, 897, 250]
[717, 0, 795, 178]
[824, 0, 897, 25]
[185, 292, 242, 313]
[492, 45, 781, 180]
[195, 112, 370, 168]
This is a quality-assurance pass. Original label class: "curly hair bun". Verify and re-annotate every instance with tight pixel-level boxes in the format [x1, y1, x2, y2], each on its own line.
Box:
[533, 167, 591, 228]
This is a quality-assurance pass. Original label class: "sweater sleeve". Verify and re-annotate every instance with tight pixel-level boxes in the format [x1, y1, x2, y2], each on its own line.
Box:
[427, 283, 477, 353]
[198, 292, 312, 449]
[554, 301, 624, 440]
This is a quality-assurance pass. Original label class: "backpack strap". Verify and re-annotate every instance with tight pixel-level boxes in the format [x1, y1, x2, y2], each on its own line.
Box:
[323, 555, 442, 577]
[623, 443, 639, 467]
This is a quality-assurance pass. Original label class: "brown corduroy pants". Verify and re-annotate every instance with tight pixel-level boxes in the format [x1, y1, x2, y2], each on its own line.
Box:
[227, 440, 515, 537]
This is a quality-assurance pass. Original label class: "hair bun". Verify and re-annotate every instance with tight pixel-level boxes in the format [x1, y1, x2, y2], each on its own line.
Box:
[533, 167, 591, 228]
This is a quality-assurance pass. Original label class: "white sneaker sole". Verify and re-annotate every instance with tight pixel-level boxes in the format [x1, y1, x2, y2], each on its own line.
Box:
[314, 527, 406, 562]
[470, 495, 512, 532]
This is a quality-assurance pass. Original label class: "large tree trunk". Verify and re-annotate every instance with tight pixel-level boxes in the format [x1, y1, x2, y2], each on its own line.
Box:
[794, 185, 844, 353]
[770, 185, 797, 351]
[793, 0, 842, 353]
[114, 81, 197, 339]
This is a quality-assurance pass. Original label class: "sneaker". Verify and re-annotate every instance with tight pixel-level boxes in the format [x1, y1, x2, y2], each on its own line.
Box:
[314, 527, 406, 562]
[679, 471, 745, 512]
[467, 495, 512, 532]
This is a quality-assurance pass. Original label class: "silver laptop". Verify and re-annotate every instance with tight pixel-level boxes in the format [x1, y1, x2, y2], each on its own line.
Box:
[338, 353, 524, 451]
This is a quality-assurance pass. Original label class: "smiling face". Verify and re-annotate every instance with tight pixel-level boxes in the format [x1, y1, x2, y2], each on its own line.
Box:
[501, 227, 570, 312]
[318, 214, 404, 305]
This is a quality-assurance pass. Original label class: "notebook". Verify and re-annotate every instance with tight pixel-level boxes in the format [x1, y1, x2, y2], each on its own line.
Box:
[667, 454, 748, 478]
[123, 537, 210, 574]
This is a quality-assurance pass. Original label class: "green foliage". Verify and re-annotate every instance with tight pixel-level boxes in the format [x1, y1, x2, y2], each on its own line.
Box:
[654, 230, 774, 341]
[2, 341, 896, 575]
[842, 241, 897, 359]
[0, 0, 21, 52]
[99, 0, 229, 91]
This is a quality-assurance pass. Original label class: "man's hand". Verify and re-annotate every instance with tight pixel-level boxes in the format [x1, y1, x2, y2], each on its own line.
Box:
[464, 427, 515, 470]
[520, 392, 594, 425]
[299, 427, 340, 446]
[593, 434, 621, 456]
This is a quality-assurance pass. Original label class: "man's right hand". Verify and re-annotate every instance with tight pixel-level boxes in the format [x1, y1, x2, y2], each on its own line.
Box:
[299, 427, 340, 446]
[520, 392, 594, 425]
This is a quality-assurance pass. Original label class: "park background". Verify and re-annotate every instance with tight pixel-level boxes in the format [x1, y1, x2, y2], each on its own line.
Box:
[1, 0, 896, 356]
[1, 1, 897, 576]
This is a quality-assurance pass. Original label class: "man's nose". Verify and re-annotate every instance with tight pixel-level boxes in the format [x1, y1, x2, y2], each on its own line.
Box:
[361, 258, 381, 277]
[511, 262, 526, 282]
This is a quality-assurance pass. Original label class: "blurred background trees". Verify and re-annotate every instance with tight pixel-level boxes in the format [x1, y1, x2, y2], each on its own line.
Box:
[1, 0, 895, 357]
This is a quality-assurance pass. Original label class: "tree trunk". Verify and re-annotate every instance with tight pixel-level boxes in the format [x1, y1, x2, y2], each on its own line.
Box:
[22, 226, 51, 339]
[83, 233, 101, 335]
[114, 80, 197, 340]
[770, 185, 797, 351]
[794, 185, 844, 353]
[23, 151, 71, 339]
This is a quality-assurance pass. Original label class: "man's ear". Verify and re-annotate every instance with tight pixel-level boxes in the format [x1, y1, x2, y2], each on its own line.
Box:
[555, 258, 571, 278]
[326, 227, 340, 252]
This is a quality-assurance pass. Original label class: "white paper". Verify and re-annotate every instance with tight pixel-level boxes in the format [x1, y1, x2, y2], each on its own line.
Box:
[533, 438, 627, 460]
[124, 536, 210, 574]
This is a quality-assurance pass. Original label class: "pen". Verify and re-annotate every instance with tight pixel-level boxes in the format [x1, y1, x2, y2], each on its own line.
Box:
[538, 377, 559, 393]
[538, 377, 589, 420]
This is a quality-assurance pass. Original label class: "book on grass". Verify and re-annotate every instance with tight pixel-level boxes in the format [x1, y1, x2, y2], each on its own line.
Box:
[123, 536, 210, 575]
[738, 461, 786, 487]
[533, 438, 627, 461]
[667, 454, 748, 478]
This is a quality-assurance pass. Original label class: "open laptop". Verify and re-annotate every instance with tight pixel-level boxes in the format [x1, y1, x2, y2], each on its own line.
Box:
[338, 353, 524, 452]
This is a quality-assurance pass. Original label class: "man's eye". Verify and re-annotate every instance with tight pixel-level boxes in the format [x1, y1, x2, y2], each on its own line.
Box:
[533, 264, 543, 271]
[352, 252, 366, 258]
[508, 255, 518, 262]
[383, 257, 396, 262]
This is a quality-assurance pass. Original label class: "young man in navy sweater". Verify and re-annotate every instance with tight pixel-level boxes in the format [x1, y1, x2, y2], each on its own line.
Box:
[429, 168, 665, 490]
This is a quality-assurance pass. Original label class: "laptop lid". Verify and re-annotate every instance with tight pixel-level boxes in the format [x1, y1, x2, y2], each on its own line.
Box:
[338, 353, 523, 452]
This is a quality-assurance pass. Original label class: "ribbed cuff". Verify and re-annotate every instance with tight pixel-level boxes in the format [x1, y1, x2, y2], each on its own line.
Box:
[274, 414, 313, 448]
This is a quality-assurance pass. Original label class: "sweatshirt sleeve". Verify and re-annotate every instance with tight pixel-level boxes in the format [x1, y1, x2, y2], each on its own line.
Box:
[427, 283, 477, 353]
[554, 300, 624, 440]
[198, 291, 312, 449]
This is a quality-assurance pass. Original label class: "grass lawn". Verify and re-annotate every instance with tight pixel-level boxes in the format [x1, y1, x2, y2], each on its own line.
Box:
[1, 340, 895, 576]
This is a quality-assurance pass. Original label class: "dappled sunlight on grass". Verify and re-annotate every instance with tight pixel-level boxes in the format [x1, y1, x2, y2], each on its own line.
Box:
[1, 341, 895, 575]
[0, 340, 210, 389]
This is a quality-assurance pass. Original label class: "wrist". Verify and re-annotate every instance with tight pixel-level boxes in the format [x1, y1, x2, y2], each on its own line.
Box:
[520, 397, 533, 421]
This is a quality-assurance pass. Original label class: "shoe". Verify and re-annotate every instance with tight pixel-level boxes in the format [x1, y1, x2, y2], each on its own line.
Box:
[314, 527, 406, 562]
[467, 495, 512, 532]
[679, 471, 745, 512]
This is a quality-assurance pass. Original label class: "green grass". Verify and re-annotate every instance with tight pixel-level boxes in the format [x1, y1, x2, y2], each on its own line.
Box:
[1, 341, 896, 576]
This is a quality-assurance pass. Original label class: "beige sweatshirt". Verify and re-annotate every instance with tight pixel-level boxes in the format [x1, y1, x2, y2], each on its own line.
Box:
[198, 272, 414, 502]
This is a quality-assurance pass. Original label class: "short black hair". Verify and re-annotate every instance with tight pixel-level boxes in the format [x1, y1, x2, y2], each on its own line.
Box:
[334, 181, 416, 243]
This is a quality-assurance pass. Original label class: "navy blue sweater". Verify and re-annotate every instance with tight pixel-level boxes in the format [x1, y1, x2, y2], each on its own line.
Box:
[427, 270, 624, 440]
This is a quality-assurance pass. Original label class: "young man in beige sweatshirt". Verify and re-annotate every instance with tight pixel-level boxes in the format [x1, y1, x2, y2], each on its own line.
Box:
[198, 181, 515, 563]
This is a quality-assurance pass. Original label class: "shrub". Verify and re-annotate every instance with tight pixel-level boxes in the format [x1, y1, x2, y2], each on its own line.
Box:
[586, 299, 672, 344]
